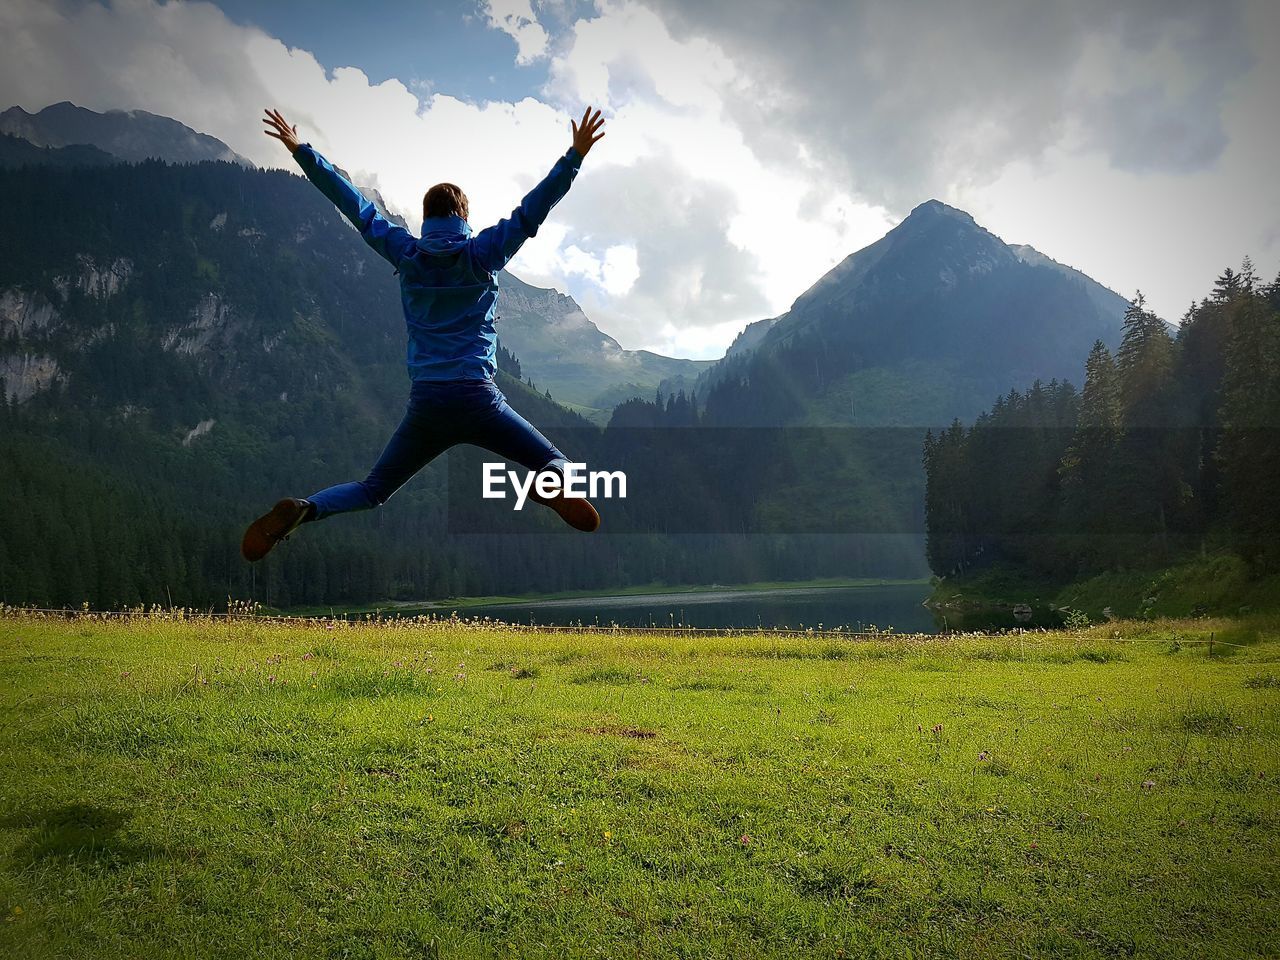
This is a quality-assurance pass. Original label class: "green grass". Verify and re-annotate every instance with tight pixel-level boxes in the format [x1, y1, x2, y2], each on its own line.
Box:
[932, 553, 1280, 621]
[1, 613, 1277, 958]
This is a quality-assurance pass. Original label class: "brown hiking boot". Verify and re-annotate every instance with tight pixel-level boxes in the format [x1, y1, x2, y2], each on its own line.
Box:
[528, 487, 601, 532]
[241, 498, 312, 562]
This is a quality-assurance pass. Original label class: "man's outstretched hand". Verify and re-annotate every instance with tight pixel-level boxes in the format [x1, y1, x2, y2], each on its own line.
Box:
[571, 107, 606, 158]
[263, 108, 301, 155]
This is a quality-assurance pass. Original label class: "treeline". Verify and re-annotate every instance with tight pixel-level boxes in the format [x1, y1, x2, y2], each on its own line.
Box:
[924, 262, 1280, 579]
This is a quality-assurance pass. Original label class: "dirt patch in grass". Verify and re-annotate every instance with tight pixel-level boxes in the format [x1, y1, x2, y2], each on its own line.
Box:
[587, 724, 658, 739]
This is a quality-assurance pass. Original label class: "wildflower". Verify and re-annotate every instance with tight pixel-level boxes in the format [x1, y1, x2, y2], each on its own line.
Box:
[603, 831, 612, 841]
[977, 750, 990, 762]
[1029, 841, 1038, 850]
[740, 834, 751, 845]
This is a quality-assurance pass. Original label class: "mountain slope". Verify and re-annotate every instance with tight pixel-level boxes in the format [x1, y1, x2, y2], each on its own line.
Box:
[0, 132, 117, 169]
[0, 102, 251, 165]
[492, 271, 710, 413]
[1008, 243, 1132, 322]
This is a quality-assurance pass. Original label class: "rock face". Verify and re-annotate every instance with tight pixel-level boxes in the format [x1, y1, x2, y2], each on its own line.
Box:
[162, 294, 235, 358]
[0, 256, 137, 402]
[0, 353, 60, 403]
[53, 256, 134, 301]
[182, 418, 216, 447]
[0, 289, 58, 339]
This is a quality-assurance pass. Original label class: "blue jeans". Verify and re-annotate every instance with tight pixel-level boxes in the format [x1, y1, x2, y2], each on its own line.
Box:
[306, 379, 565, 520]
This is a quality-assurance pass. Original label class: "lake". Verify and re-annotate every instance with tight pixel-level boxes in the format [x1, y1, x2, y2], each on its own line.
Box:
[446, 582, 1063, 633]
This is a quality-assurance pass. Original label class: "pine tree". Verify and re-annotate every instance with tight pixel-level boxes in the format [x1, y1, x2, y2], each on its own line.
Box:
[1217, 280, 1280, 569]
[1061, 341, 1120, 482]
[1116, 291, 1175, 424]
[1213, 267, 1241, 302]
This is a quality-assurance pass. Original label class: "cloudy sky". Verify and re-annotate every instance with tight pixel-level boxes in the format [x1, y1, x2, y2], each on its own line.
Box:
[1, 0, 1277, 358]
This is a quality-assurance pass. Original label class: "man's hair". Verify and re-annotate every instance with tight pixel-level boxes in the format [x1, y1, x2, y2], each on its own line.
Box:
[423, 183, 469, 222]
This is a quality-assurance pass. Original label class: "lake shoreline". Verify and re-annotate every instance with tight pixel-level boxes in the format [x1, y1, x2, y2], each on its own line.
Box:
[283, 577, 933, 618]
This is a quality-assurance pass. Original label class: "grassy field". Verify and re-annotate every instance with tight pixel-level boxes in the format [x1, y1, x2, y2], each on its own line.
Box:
[0, 612, 1277, 958]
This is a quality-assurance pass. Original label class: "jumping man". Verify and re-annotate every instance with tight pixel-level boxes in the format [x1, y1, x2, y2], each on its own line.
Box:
[242, 106, 606, 562]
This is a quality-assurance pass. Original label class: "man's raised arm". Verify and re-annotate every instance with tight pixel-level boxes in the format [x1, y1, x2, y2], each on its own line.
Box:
[473, 106, 606, 275]
[263, 108, 414, 268]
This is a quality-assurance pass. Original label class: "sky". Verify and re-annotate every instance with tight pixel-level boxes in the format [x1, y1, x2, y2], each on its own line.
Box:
[1, 0, 1277, 359]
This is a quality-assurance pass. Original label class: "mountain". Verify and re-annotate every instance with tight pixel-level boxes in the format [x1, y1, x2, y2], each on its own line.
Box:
[0, 102, 251, 166]
[491, 273, 711, 414]
[700, 199, 1130, 426]
[0, 132, 117, 169]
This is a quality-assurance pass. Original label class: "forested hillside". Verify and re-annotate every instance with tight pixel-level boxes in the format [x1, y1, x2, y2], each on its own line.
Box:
[924, 264, 1280, 581]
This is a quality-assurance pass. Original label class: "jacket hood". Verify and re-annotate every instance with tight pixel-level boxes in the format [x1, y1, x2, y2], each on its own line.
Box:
[417, 215, 472, 254]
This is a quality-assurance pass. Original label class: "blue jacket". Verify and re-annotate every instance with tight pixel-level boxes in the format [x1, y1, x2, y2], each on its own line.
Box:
[293, 142, 582, 381]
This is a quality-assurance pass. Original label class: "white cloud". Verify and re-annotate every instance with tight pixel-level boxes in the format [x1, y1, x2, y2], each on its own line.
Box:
[0, 0, 877, 356]
[483, 0, 551, 65]
[0, 0, 1274, 356]
[634, 0, 1279, 322]
[601, 244, 639, 295]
